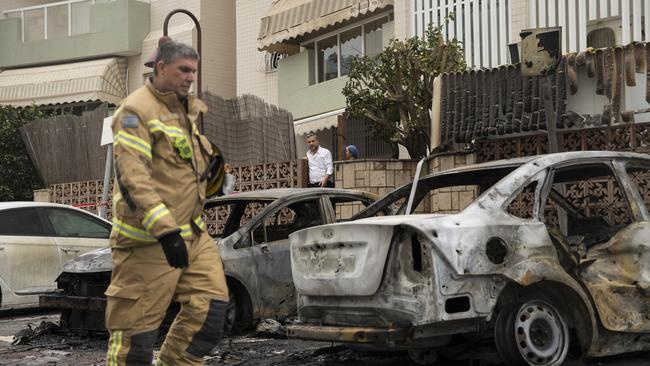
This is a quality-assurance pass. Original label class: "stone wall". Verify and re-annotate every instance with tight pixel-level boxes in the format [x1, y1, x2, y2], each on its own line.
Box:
[334, 152, 477, 215]
[335, 159, 428, 214]
[428, 152, 477, 214]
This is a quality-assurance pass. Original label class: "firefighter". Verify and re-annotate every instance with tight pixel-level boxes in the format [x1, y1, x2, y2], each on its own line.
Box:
[105, 39, 229, 365]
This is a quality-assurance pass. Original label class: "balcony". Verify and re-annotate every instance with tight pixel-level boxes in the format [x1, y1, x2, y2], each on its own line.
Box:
[278, 50, 349, 121]
[278, 14, 394, 120]
[0, 0, 149, 68]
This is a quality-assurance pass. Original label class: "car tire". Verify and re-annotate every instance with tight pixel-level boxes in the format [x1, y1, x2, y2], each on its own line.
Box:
[408, 348, 439, 365]
[495, 299, 570, 366]
[224, 283, 253, 335]
[224, 289, 237, 335]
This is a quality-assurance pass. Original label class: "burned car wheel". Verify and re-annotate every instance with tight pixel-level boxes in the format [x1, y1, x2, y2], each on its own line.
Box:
[223, 282, 254, 335]
[408, 348, 438, 365]
[495, 300, 569, 366]
[224, 290, 237, 335]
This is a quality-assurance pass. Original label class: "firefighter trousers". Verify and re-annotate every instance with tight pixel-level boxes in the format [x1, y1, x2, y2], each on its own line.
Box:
[105, 231, 229, 365]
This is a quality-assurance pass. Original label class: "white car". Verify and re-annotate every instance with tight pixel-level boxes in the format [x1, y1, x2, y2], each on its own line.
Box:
[0, 202, 111, 309]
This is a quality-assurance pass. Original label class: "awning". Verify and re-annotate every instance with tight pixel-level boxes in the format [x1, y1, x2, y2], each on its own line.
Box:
[0, 57, 127, 107]
[259, 0, 394, 53]
[294, 108, 344, 135]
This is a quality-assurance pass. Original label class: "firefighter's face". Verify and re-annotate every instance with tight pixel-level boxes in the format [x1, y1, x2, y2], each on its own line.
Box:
[156, 57, 197, 97]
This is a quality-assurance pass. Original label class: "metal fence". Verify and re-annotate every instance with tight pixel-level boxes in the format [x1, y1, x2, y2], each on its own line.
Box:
[341, 115, 396, 159]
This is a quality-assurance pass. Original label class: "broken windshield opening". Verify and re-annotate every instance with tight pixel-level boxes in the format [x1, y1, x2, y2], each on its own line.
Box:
[205, 199, 274, 238]
[353, 165, 520, 219]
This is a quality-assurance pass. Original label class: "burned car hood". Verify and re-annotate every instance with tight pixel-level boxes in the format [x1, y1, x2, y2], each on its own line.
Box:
[61, 247, 112, 274]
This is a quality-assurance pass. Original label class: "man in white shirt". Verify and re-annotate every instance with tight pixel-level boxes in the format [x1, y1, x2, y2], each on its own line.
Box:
[306, 133, 334, 188]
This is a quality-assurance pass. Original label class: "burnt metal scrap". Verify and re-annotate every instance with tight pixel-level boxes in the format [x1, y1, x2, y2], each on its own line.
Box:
[12, 321, 60, 346]
[441, 41, 650, 145]
[288, 151, 650, 365]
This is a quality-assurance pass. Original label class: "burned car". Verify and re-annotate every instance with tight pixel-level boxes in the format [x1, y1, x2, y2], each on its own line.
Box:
[288, 151, 650, 365]
[41, 188, 376, 334]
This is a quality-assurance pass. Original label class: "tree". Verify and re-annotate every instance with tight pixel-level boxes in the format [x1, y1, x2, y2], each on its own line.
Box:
[0, 105, 44, 201]
[343, 23, 466, 158]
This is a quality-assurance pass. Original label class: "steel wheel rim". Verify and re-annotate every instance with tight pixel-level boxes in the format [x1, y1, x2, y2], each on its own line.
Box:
[514, 300, 568, 365]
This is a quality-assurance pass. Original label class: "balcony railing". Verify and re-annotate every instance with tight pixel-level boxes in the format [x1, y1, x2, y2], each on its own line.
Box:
[412, 0, 512, 69]
[3, 0, 115, 42]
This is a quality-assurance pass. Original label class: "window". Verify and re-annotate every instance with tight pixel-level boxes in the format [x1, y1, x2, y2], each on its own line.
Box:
[70, 1, 91, 35]
[587, 28, 616, 49]
[241, 202, 270, 227]
[0, 208, 46, 236]
[47, 4, 69, 39]
[318, 35, 338, 82]
[24, 8, 45, 42]
[42, 208, 110, 238]
[206, 200, 274, 241]
[330, 196, 373, 221]
[253, 200, 323, 244]
[307, 13, 392, 84]
[5, 0, 118, 42]
[627, 166, 650, 214]
[364, 17, 388, 58]
[507, 182, 538, 219]
[340, 27, 362, 76]
[542, 163, 632, 249]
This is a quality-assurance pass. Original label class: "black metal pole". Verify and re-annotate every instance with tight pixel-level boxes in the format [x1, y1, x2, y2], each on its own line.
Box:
[163, 9, 204, 133]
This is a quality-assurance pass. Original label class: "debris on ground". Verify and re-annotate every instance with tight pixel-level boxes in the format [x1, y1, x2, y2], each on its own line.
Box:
[255, 319, 287, 339]
[12, 321, 60, 345]
[1, 312, 648, 365]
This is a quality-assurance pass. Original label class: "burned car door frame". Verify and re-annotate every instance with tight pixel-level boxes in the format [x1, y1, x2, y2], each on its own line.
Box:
[539, 158, 650, 334]
[249, 197, 327, 319]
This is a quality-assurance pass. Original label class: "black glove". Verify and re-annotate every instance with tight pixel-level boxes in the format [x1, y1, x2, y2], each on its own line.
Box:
[158, 231, 188, 268]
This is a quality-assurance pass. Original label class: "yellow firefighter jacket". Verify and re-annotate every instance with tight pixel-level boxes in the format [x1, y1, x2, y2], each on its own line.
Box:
[110, 79, 213, 248]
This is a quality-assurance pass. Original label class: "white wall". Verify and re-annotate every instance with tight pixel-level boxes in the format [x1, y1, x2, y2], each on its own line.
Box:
[566, 65, 650, 123]
[236, 0, 278, 105]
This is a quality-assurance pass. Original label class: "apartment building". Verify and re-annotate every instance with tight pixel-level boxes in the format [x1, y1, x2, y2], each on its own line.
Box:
[0, 0, 235, 114]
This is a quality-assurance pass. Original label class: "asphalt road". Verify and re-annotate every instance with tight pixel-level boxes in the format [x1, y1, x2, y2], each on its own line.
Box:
[2, 310, 650, 366]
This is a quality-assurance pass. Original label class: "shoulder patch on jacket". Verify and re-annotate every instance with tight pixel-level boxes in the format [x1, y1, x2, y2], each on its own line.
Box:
[121, 115, 140, 128]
